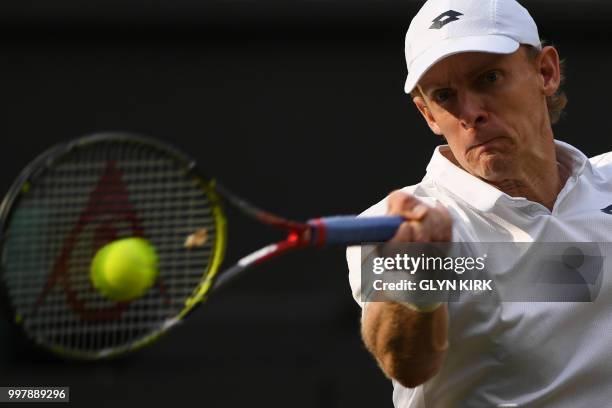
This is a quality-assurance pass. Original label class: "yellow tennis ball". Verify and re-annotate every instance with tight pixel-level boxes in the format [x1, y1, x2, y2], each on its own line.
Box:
[90, 238, 159, 301]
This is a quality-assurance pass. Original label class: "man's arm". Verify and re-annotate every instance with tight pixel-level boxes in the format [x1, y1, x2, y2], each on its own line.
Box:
[362, 301, 449, 388]
[360, 191, 452, 388]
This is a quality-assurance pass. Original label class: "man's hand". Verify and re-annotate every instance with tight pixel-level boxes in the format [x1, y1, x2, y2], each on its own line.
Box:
[386, 190, 453, 243]
[361, 190, 452, 388]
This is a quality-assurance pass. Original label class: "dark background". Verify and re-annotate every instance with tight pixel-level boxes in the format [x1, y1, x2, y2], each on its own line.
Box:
[0, 1, 609, 407]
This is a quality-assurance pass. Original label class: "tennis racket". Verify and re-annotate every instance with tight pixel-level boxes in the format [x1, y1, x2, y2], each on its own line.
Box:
[0, 132, 403, 360]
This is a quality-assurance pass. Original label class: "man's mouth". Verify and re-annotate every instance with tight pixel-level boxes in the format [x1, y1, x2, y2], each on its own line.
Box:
[468, 136, 505, 152]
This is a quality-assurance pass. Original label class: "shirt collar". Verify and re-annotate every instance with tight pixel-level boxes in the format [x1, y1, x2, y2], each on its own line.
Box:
[424, 140, 590, 212]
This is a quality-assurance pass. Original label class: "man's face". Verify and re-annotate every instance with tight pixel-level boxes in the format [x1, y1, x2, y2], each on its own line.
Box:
[413, 46, 560, 183]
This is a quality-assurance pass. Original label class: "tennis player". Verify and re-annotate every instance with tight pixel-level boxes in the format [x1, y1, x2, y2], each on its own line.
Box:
[346, 0, 612, 406]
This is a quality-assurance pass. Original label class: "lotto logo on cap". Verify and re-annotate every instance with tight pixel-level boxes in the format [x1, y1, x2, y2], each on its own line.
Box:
[404, 0, 541, 93]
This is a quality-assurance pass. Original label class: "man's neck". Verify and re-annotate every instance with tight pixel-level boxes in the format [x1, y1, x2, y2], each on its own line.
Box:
[486, 159, 568, 211]
[441, 145, 571, 211]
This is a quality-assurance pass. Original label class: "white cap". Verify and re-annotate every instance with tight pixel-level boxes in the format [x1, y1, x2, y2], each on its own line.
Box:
[404, 0, 541, 93]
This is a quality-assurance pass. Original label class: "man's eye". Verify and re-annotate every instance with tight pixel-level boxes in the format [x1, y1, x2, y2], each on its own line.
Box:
[433, 89, 453, 103]
[484, 71, 500, 83]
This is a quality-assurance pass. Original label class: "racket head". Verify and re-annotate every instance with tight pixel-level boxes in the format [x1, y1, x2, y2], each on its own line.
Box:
[0, 132, 227, 360]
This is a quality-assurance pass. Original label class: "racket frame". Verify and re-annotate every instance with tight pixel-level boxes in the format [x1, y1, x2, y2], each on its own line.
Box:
[0, 132, 229, 360]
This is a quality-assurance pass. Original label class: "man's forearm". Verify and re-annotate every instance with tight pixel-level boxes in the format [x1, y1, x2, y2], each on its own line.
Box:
[361, 301, 448, 388]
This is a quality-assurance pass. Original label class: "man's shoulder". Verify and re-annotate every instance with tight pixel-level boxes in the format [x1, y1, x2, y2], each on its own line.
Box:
[589, 151, 612, 179]
[590, 151, 612, 168]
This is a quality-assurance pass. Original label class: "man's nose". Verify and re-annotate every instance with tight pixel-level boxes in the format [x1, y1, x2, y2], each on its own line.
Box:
[458, 91, 488, 130]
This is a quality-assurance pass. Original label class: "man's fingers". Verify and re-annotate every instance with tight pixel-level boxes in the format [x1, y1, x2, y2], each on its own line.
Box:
[408, 203, 428, 220]
[387, 190, 422, 215]
[391, 220, 434, 243]
[432, 203, 453, 242]
[386, 192, 452, 243]
[390, 221, 415, 243]
[387, 191, 429, 220]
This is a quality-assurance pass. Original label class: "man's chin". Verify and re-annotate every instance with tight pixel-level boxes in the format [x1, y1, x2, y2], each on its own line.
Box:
[473, 156, 516, 182]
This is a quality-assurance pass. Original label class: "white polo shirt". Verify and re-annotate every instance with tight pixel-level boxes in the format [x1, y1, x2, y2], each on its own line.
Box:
[347, 140, 612, 408]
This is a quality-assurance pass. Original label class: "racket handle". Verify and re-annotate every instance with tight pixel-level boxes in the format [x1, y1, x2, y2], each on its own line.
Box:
[309, 215, 404, 246]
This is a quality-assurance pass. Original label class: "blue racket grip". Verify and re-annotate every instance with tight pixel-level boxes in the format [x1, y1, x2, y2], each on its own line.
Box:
[308, 215, 404, 246]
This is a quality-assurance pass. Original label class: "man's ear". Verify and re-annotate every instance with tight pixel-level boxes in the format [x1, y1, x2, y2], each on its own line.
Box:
[413, 95, 443, 135]
[537, 46, 561, 97]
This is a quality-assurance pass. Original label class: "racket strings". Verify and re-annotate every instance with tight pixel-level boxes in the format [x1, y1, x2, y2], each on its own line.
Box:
[2, 139, 220, 358]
